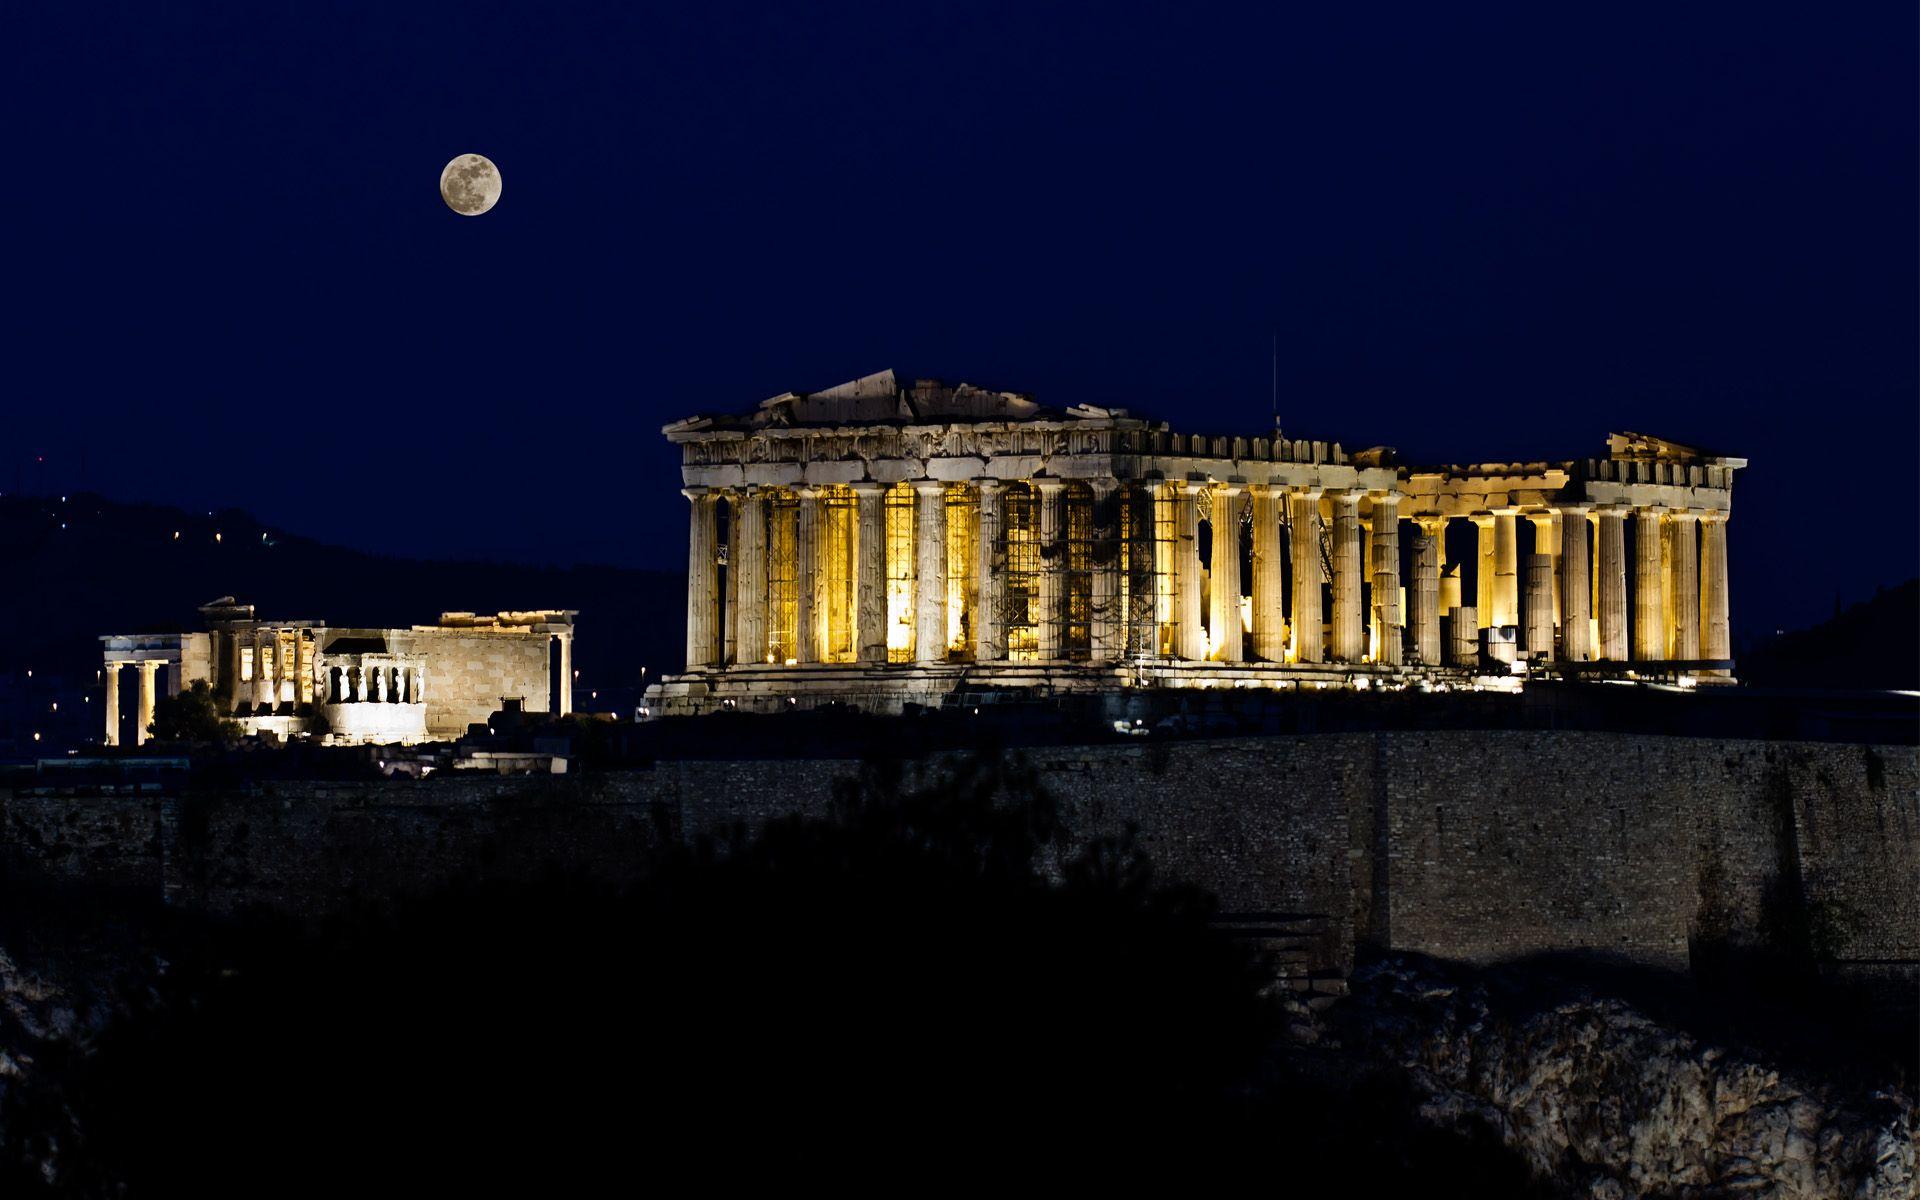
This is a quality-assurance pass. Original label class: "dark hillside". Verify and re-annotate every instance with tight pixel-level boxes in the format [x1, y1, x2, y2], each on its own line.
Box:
[0, 492, 683, 713]
[1740, 579, 1918, 691]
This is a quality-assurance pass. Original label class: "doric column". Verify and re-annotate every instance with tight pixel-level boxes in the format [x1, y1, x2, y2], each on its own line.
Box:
[973, 480, 1003, 661]
[1033, 479, 1066, 660]
[1473, 514, 1495, 629]
[683, 488, 720, 669]
[852, 483, 888, 665]
[795, 487, 822, 664]
[723, 495, 739, 667]
[913, 480, 948, 665]
[1207, 484, 1244, 661]
[103, 664, 121, 746]
[1527, 511, 1561, 632]
[1370, 494, 1402, 666]
[1446, 605, 1478, 667]
[736, 487, 768, 665]
[1288, 488, 1324, 663]
[1594, 507, 1629, 661]
[1492, 509, 1519, 629]
[1329, 490, 1364, 663]
[1700, 513, 1731, 670]
[1670, 511, 1701, 661]
[1523, 553, 1554, 659]
[136, 661, 157, 746]
[1408, 517, 1442, 665]
[1090, 479, 1121, 662]
[1249, 485, 1285, 662]
[1558, 505, 1593, 662]
[1172, 482, 1206, 660]
[557, 635, 573, 714]
[1632, 507, 1666, 661]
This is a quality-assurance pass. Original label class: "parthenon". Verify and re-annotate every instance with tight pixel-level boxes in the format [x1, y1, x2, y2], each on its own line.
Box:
[643, 370, 1743, 716]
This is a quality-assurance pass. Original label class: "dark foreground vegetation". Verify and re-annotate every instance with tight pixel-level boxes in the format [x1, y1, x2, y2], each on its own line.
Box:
[1, 757, 1553, 1196]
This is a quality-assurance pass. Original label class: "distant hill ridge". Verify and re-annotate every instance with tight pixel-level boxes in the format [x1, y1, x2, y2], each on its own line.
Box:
[1739, 578, 1919, 691]
[0, 492, 684, 691]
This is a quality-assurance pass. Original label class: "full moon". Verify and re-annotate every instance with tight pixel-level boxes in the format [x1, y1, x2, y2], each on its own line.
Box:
[439, 154, 502, 216]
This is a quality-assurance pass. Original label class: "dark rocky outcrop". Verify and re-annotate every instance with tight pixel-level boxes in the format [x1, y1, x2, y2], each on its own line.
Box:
[1337, 956, 1915, 1199]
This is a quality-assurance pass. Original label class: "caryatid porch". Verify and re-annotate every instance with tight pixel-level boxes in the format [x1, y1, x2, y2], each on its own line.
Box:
[650, 373, 1743, 715]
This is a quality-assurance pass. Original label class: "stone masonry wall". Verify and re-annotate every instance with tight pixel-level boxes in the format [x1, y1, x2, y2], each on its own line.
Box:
[397, 631, 551, 736]
[4, 734, 1914, 978]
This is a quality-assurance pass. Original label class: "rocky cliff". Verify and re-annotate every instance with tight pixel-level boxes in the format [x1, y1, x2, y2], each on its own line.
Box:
[1338, 956, 1915, 1199]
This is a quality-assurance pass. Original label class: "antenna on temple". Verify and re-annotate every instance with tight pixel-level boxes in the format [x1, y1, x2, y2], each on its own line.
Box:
[1270, 330, 1282, 438]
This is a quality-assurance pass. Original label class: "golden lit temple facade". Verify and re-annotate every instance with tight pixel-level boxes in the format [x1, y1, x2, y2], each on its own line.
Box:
[644, 371, 1743, 716]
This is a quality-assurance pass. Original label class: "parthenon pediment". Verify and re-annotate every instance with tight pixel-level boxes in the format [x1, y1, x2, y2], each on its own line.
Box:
[763, 369, 1046, 426]
[670, 369, 1056, 434]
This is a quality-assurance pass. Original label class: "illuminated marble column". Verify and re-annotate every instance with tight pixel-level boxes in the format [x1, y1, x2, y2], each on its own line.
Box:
[1527, 511, 1561, 632]
[1558, 505, 1593, 661]
[1173, 482, 1206, 660]
[723, 496, 739, 667]
[1594, 507, 1629, 661]
[292, 631, 309, 705]
[913, 480, 948, 665]
[1446, 605, 1478, 667]
[736, 487, 768, 665]
[1473, 514, 1495, 629]
[1090, 479, 1121, 663]
[1523, 553, 1554, 659]
[1669, 511, 1700, 662]
[1249, 485, 1285, 662]
[794, 487, 821, 664]
[556, 634, 573, 715]
[1632, 507, 1666, 661]
[254, 632, 275, 709]
[1329, 490, 1364, 663]
[1370, 493, 1402, 666]
[974, 479, 1004, 662]
[1408, 517, 1442, 665]
[1700, 513, 1731, 671]
[1288, 488, 1324, 663]
[1207, 484, 1244, 662]
[103, 664, 121, 746]
[853, 483, 887, 665]
[1659, 516, 1676, 659]
[1492, 509, 1519, 629]
[1034, 479, 1065, 660]
[136, 661, 157, 746]
[684, 488, 720, 668]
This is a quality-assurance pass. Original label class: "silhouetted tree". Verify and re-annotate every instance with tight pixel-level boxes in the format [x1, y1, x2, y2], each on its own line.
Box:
[145, 680, 239, 744]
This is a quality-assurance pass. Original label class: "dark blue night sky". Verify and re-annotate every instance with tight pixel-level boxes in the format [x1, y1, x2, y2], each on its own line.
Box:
[7, 2, 1913, 641]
